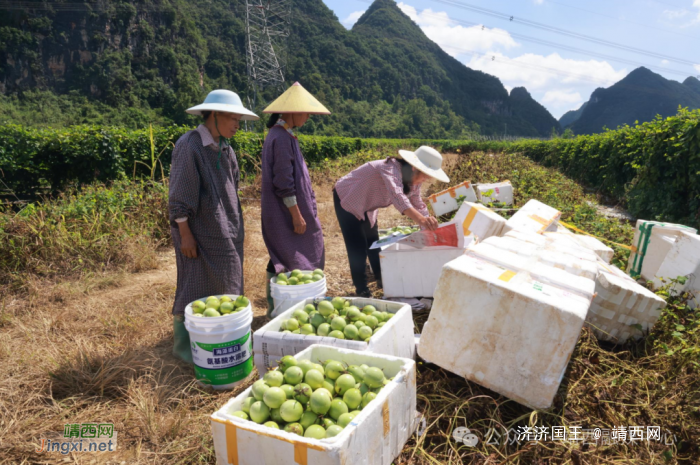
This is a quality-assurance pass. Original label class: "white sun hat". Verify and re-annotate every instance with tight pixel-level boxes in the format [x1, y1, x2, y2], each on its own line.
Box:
[397, 146, 450, 183]
[186, 89, 259, 121]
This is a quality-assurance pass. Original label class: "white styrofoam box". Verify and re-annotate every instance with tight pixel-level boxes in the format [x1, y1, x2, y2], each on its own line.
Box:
[596, 258, 635, 282]
[481, 236, 598, 280]
[505, 229, 601, 265]
[570, 234, 614, 264]
[253, 297, 415, 374]
[627, 220, 697, 279]
[475, 181, 514, 206]
[653, 230, 700, 303]
[211, 345, 417, 465]
[419, 243, 594, 409]
[427, 180, 478, 216]
[586, 271, 667, 343]
[450, 201, 506, 242]
[503, 199, 561, 235]
[380, 237, 474, 298]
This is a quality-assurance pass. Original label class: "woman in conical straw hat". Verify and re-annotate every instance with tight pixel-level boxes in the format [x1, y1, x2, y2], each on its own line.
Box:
[334, 147, 448, 297]
[260, 82, 330, 316]
[168, 89, 258, 363]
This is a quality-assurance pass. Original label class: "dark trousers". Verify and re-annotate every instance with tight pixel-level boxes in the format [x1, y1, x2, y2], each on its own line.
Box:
[333, 189, 381, 293]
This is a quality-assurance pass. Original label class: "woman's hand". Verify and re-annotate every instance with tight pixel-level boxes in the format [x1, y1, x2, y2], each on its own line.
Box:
[177, 221, 198, 258]
[419, 215, 439, 231]
[289, 205, 307, 234]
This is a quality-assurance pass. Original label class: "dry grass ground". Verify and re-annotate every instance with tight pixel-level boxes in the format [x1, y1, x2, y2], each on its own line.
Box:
[1, 151, 697, 464]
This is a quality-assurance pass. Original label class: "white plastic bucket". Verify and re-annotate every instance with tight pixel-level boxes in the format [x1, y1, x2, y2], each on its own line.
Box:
[184, 295, 254, 390]
[269, 272, 327, 318]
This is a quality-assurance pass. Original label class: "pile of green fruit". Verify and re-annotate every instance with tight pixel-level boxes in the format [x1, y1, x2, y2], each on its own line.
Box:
[228, 355, 391, 439]
[274, 269, 325, 286]
[379, 226, 419, 240]
[277, 297, 394, 342]
[190, 295, 250, 317]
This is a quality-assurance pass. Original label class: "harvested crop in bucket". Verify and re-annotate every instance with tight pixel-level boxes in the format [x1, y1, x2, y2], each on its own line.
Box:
[185, 295, 254, 389]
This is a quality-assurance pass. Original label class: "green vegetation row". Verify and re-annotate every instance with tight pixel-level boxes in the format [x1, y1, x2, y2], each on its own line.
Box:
[507, 108, 700, 228]
[0, 123, 509, 197]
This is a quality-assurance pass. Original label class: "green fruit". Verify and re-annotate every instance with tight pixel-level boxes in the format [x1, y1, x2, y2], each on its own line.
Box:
[304, 424, 326, 439]
[293, 310, 309, 324]
[347, 365, 365, 383]
[371, 311, 383, 321]
[192, 313, 203, 317]
[301, 324, 315, 335]
[313, 269, 324, 276]
[332, 297, 346, 310]
[279, 355, 298, 372]
[252, 380, 270, 401]
[325, 361, 345, 380]
[286, 318, 300, 331]
[206, 300, 221, 311]
[249, 401, 270, 424]
[291, 329, 301, 334]
[230, 410, 248, 420]
[284, 366, 304, 385]
[312, 275, 323, 282]
[220, 301, 235, 314]
[300, 410, 320, 430]
[270, 408, 284, 423]
[343, 388, 362, 410]
[304, 304, 316, 313]
[310, 313, 326, 328]
[358, 326, 373, 340]
[293, 383, 313, 405]
[313, 363, 325, 375]
[284, 422, 304, 436]
[288, 277, 299, 285]
[280, 400, 304, 423]
[309, 389, 333, 415]
[281, 384, 295, 399]
[235, 296, 250, 308]
[365, 316, 378, 329]
[343, 324, 359, 340]
[203, 308, 221, 317]
[328, 398, 349, 420]
[296, 359, 314, 375]
[362, 305, 377, 315]
[241, 396, 255, 414]
[263, 370, 284, 387]
[328, 330, 345, 339]
[322, 418, 336, 428]
[276, 273, 288, 282]
[337, 412, 354, 427]
[317, 323, 331, 337]
[318, 301, 335, 317]
[330, 316, 347, 331]
[377, 322, 386, 328]
[263, 387, 287, 409]
[277, 281, 288, 286]
[347, 307, 362, 321]
[305, 369, 325, 390]
[335, 374, 356, 396]
[359, 383, 370, 396]
[325, 425, 344, 437]
[191, 300, 206, 314]
[291, 269, 302, 278]
[361, 391, 377, 408]
[263, 421, 279, 429]
[354, 320, 366, 329]
[322, 378, 335, 393]
[363, 367, 385, 388]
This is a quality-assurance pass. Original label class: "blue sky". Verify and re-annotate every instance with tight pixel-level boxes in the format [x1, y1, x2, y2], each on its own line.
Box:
[320, 0, 700, 119]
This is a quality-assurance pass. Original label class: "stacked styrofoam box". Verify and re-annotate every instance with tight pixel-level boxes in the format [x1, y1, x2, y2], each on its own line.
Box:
[380, 236, 475, 298]
[252, 297, 415, 374]
[586, 268, 667, 343]
[475, 181, 514, 206]
[419, 242, 595, 409]
[503, 199, 560, 235]
[551, 224, 615, 263]
[211, 345, 417, 465]
[452, 201, 507, 241]
[427, 180, 478, 216]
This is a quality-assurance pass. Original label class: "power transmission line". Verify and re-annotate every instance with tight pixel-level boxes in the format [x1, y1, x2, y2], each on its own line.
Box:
[426, 0, 698, 66]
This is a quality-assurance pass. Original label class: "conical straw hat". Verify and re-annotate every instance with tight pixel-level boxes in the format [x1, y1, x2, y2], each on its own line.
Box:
[263, 82, 331, 114]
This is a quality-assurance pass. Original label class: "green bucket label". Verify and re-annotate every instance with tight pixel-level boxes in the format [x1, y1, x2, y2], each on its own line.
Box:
[191, 332, 253, 385]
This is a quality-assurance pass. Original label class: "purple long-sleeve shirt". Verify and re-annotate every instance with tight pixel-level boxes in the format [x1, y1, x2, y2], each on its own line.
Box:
[261, 125, 325, 273]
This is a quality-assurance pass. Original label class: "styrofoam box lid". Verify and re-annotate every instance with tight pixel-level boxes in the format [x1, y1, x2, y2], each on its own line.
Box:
[211, 345, 416, 460]
[634, 219, 698, 235]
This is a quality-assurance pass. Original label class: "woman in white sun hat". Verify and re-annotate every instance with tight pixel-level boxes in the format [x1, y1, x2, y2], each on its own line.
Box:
[334, 146, 449, 297]
[168, 89, 258, 363]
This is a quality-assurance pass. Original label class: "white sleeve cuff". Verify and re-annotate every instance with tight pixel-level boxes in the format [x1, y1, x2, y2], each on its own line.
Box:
[283, 196, 298, 208]
[175, 217, 188, 223]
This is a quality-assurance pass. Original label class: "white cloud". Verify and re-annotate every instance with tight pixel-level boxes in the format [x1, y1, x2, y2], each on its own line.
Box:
[341, 10, 365, 29]
[661, 59, 670, 65]
[695, 64, 700, 73]
[397, 2, 519, 54]
[663, 9, 689, 20]
[662, 0, 700, 27]
[542, 90, 582, 105]
[534, 0, 544, 4]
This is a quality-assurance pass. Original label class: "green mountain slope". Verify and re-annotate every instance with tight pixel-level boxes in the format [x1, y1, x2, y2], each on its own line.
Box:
[559, 102, 588, 129]
[508, 87, 561, 136]
[570, 67, 700, 134]
[0, 0, 557, 137]
[684, 76, 700, 96]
